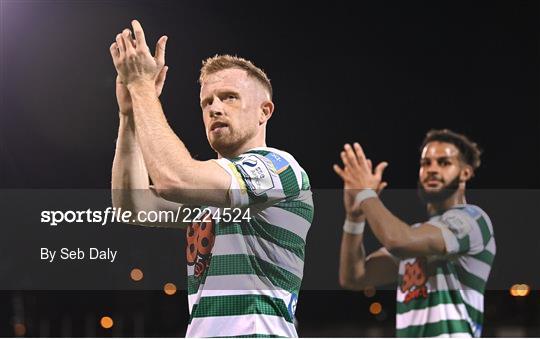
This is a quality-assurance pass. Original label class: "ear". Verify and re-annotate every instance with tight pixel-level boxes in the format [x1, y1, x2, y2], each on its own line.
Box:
[259, 100, 274, 125]
[460, 165, 473, 182]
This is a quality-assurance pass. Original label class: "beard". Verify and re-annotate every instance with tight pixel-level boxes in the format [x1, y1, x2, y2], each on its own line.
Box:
[417, 174, 461, 204]
[208, 125, 256, 157]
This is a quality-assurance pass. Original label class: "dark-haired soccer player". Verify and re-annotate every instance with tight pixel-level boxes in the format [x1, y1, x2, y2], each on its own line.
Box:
[335, 129, 495, 337]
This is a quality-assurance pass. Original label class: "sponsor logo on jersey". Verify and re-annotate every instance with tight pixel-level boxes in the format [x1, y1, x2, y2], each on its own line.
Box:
[401, 258, 428, 303]
[186, 210, 216, 279]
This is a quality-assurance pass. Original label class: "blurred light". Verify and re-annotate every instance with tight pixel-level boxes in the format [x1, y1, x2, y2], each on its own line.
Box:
[130, 268, 143, 282]
[510, 284, 530, 297]
[164, 283, 177, 295]
[100, 316, 114, 329]
[363, 286, 376, 298]
[369, 302, 382, 315]
[13, 323, 26, 336]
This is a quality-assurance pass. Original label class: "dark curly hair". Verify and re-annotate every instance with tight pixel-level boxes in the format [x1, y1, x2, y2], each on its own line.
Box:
[420, 129, 482, 170]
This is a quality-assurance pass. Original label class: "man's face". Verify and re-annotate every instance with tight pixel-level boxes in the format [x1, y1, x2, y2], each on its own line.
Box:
[199, 68, 267, 156]
[418, 141, 464, 203]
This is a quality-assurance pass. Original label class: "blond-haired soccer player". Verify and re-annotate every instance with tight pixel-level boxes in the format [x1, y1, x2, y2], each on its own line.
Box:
[110, 20, 313, 337]
[335, 130, 495, 337]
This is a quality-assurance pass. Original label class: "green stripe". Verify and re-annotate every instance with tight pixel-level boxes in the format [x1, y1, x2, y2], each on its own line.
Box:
[457, 234, 470, 253]
[471, 250, 495, 266]
[191, 294, 293, 323]
[216, 220, 305, 260]
[439, 263, 486, 294]
[274, 200, 314, 223]
[278, 166, 299, 198]
[396, 290, 483, 326]
[301, 171, 310, 190]
[477, 216, 491, 246]
[397, 319, 472, 337]
[189, 254, 301, 295]
[463, 300, 483, 326]
[453, 263, 486, 294]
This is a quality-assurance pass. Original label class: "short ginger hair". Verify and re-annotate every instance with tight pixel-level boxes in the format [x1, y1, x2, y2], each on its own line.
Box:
[199, 54, 273, 99]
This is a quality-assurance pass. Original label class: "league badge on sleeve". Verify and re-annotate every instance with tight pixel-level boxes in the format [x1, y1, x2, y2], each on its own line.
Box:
[237, 155, 275, 196]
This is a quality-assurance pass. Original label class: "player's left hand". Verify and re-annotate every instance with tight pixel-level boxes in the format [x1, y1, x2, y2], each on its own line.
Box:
[334, 142, 388, 195]
[110, 20, 167, 90]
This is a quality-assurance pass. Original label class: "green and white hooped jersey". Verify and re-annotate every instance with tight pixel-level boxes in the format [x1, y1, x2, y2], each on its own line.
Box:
[185, 147, 313, 338]
[396, 204, 496, 337]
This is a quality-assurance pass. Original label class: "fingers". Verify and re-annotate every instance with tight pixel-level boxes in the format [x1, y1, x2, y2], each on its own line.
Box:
[154, 35, 167, 66]
[340, 150, 351, 169]
[155, 66, 168, 96]
[333, 164, 346, 181]
[121, 29, 135, 55]
[377, 181, 388, 194]
[366, 159, 373, 172]
[131, 19, 148, 49]
[115, 33, 125, 56]
[110, 42, 119, 58]
[353, 142, 368, 168]
[374, 161, 389, 180]
[110, 42, 120, 69]
[344, 144, 361, 170]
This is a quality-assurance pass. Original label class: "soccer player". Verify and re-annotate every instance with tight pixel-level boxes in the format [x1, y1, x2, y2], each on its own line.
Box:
[334, 130, 495, 337]
[110, 20, 313, 337]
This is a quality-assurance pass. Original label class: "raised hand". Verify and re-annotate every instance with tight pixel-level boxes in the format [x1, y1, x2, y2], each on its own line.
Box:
[109, 20, 167, 89]
[334, 143, 388, 220]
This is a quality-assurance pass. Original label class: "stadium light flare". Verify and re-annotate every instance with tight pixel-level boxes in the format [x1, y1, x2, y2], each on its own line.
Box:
[369, 302, 382, 315]
[510, 284, 530, 297]
[100, 316, 114, 329]
[130, 268, 144, 282]
[164, 283, 177, 295]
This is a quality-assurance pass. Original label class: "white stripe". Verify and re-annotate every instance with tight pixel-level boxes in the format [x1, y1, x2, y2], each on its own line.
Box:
[479, 208, 494, 235]
[258, 206, 311, 240]
[189, 274, 292, 301]
[469, 214, 485, 254]
[213, 234, 304, 277]
[460, 256, 491, 281]
[186, 314, 297, 337]
[486, 237, 496, 254]
[460, 288, 484, 312]
[214, 158, 249, 208]
[440, 226, 460, 254]
[396, 303, 470, 330]
[432, 332, 472, 338]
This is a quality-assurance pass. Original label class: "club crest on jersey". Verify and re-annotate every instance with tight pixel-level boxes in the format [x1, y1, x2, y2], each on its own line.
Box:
[237, 155, 275, 196]
[401, 258, 428, 303]
[186, 211, 215, 278]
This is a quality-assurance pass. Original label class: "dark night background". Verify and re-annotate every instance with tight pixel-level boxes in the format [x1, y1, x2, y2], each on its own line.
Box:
[0, 0, 538, 337]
